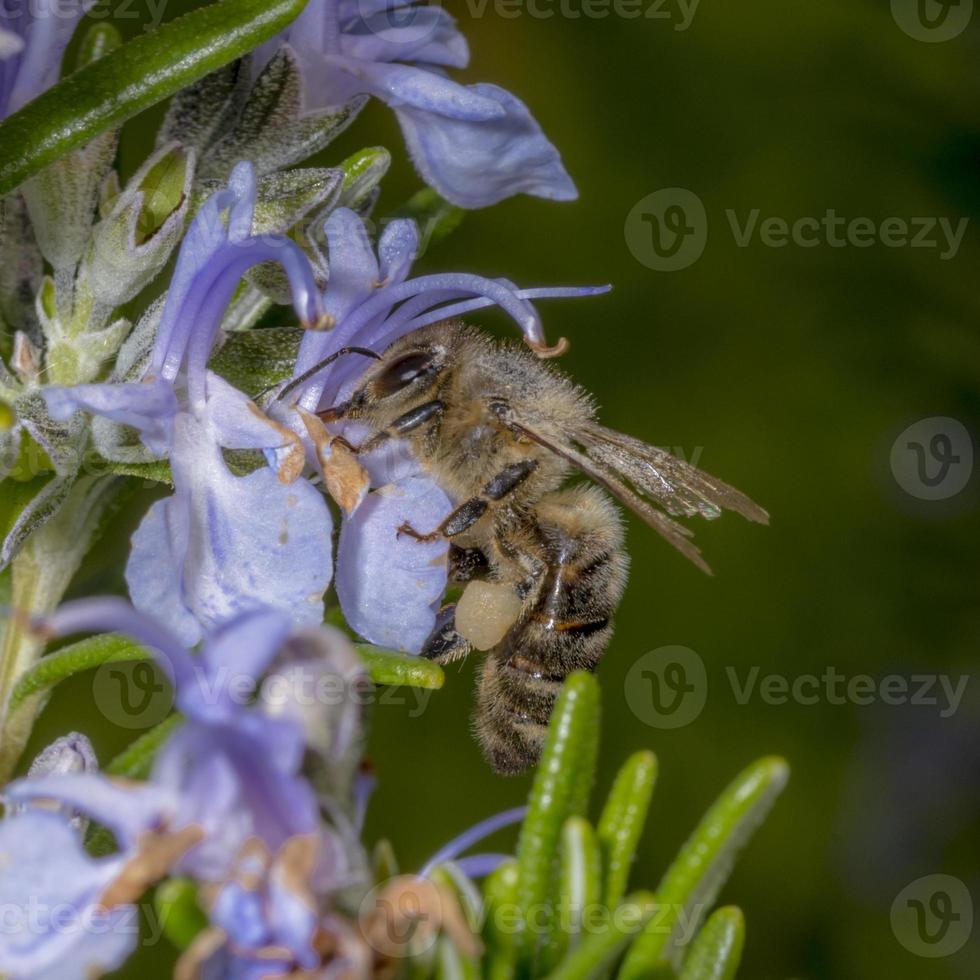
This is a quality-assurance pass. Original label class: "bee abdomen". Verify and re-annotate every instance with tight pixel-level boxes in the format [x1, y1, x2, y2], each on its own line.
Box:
[475, 486, 628, 775]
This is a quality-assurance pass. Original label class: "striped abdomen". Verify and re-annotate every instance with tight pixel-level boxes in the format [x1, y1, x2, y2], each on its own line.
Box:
[476, 486, 629, 774]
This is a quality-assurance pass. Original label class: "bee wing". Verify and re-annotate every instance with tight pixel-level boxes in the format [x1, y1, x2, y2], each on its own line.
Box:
[581, 423, 770, 525]
[509, 420, 767, 575]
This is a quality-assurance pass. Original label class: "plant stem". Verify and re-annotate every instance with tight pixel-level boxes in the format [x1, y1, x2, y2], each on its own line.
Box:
[0, 474, 122, 780]
[0, 545, 66, 780]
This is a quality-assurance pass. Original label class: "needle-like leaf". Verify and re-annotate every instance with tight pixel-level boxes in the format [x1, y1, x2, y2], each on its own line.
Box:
[514, 671, 601, 973]
[543, 892, 656, 980]
[597, 750, 658, 908]
[678, 906, 745, 980]
[0, 0, 311, 197]
[619, 757, 788, 979]
[356, 644, 445, 690]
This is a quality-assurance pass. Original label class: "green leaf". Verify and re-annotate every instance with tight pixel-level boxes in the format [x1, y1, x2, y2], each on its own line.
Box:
[7, 632, 149, 713]
[209, 326, 303, 398]
[546, 816, 602, 968]
[106, 714, 184, 780]
[619, 758, 788, 979]
[0, 195, 43, 341]
[678, 907, 744, 980]
[435, 935, 481, 980]
[157, 58, 251, 153]
[75, 23, 123, 70]
[21, 127, 117, 272]
[543, 892, 656, 980]
[251, 169, 343, 237]
[338, 146, 392, 211]
[199, 47, 364, 180]
[483, 859, 519, 980]
[154, 878, 209, 951]
[134, 145, 192, 245]
[514, 672, 601, 973]
[100, 459, 173, 484]
[0, 0, 311, 197]
[355, 644, 445, 690]
[430, 863, 483, 937]
[597, 751, 658, 908]
[86, 142, 194, 308]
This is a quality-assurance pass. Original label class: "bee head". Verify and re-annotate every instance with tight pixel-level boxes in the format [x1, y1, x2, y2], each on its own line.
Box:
[341, 340, 448, 420]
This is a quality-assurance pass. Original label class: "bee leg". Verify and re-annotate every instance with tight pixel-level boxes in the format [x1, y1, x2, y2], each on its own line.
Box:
[356, 400, 446, 455]
[398, 460, 540, 543]
[420, 604, 472, 664]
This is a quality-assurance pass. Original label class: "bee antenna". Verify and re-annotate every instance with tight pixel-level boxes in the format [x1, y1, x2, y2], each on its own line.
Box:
[268, 347, 382, 404]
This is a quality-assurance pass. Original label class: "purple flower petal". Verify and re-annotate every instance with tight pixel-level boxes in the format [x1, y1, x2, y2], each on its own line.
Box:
[199, 609, 292, 698]
[321, 208, 380, 315]
[156, 724, 318, 881]
[0, 1, 94, 118]
[0, 810, 136, 979]
[204, 372, 302, 464]
[378, 218, 420, 285]
[394, 82, 578, 209]
[420, 807, 527, 876]
[42, 380, 178, 457]
[150, 162, 322, 388]
[330, 55, 504, 120]
[342, 8, 469, 70]
[4, 774, 173, 850]
[126, 415, 334, 646]
[336, 474, 452, 653]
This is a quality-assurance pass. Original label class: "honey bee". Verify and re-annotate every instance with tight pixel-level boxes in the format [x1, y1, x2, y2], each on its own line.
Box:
[322, 321, 768, 774]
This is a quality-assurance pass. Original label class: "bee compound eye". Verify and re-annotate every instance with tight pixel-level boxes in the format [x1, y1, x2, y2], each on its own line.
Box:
[376, 351, 434, 395]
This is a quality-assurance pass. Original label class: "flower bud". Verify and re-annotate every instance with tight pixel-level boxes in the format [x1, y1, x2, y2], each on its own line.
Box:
[27, 732, 98, 779]
[21, 130, 118, 274]
[14, 733, 99, 833]
[86, 143, 195, 309]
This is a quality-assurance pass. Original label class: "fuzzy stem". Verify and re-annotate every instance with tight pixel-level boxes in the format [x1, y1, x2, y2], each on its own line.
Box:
[0, 475, 122, 780]
[0, 546, 66, 780]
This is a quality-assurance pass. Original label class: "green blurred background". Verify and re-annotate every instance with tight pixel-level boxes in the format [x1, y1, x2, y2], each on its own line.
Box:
[26, 1, 980, 977]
